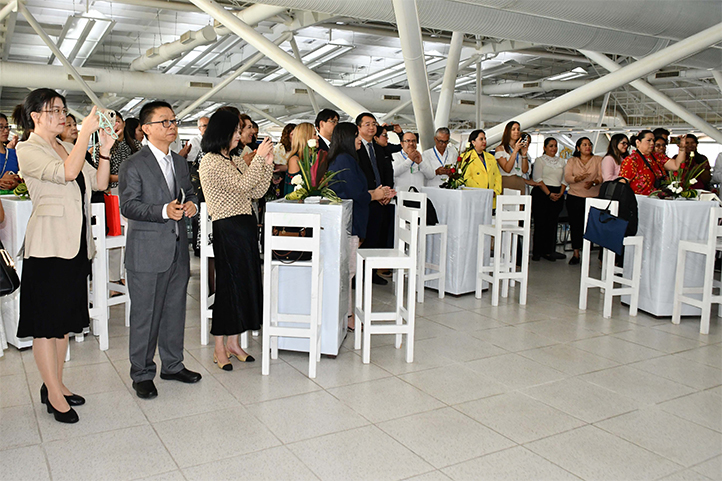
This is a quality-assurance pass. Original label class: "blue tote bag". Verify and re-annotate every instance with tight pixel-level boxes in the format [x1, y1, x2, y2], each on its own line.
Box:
[583, 203, 628, 256]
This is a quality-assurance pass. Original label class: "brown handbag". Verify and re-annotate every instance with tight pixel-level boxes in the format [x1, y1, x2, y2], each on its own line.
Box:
[271, 227, 313, 263]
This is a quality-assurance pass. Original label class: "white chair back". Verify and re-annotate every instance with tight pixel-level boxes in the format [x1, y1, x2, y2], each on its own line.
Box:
[495, 194, 531, 226]
[264, 213, 322, 259]
[503, 188, 521, 196]
[397, 190, 428, 226]
[396, 205, 420, 261]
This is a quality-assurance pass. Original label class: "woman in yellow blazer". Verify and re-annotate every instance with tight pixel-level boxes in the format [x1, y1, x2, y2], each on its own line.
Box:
[462, 129, 502, 198]
[15, 88, 112, 424]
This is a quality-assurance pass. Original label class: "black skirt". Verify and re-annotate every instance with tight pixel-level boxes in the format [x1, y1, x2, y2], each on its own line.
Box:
[17, 172, 91, 339]
[210, 214, 262, 336]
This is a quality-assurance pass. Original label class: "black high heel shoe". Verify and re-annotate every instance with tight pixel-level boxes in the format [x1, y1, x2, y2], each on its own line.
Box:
[46, 398, 79, 424]
[40, 384, 85, 407]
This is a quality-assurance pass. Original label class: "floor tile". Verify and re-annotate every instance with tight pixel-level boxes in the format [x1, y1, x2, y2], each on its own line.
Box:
[288, 425, 433, 481]
[517, 344, 619, 375]
[691, 455, 721, 480]
[0, 373, 31, 408]
[366, 342, 457, 375]
[470, 325, 559, 352]
[398, 364, 507, 405]
[0, 349, 25, 377]
[377, 407, 515, 469]
[424, 310, 506, 332]
[282, 347, 392, 389]
[0, 404, 40, 451]
[402, 471, 453, 481]
[183, 445, 319, 481]
[465, 353, 567, 390]
[560, 311, 639, 334]
[246, 390, 368, 443]
[520, 318, 601, 343]
[0, 445, 50, 480]
[134, 471, 187, 481]
[596, 407, 722, 467]
[328, 376, 444, 423]
[653, 320, 722, 345]
[26, 362, 127, 403]
[677, 344, 722, 369]
[472, 303, 552, 325]
[580, 365, 696, 405]
[415, 332, 508, 363]
[569, 336, 665, 364]
[441, 446, 580, 481]
[455, 392, 585, 444]
[659, 391, 722, 433]
[43, 425, 176, 481]
[153, 407, 281, 468]
[214, 361, 321, 404]
[63, 337, 112, 367]
[525, 425, 681, 481]
[522, 377, 644, 423]
[657, 468, 715, 480]
[614, 328, 704, 354]
[630, 355, 722, 390]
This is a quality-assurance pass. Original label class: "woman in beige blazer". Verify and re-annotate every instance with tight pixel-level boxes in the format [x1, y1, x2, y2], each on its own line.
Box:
[15, 88, 113, 424]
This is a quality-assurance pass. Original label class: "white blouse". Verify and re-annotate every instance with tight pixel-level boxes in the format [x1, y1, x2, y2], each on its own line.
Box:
[495, 145, 532, 177]
[532, 154, 567, 187]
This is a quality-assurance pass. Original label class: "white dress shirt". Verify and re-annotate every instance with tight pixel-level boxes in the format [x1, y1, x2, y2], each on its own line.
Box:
[392, 150, 436, 192]
[421, 145, 459, 187]
[187, 133, 203, 163]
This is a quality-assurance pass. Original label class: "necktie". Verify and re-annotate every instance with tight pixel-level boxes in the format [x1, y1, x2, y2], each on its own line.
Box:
[163, 154, 176, 196]
[367, 143, 381, 187]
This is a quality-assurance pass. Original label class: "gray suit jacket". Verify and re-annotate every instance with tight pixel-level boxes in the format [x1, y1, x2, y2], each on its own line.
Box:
[119, 145, 198, 273]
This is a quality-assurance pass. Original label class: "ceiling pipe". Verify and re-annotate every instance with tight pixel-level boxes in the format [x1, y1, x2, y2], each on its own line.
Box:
[392, 0, 435, 149]
[176, 31, 292, 119]
[484, 19, 722, 146]
[0, 0, 16, 25]
[482, 79, 589, 95]
[434, 31, 463, 129]
[188, 0, 367, 119]
[241, 103, 285, 127]
[712, 71, 722, 94]
[581, 50, 722, 144]
[130, 25, 216, 71]
[289, 35, 320, 114]
[213, 4, 287, 37]
[17, 2, 105, 108]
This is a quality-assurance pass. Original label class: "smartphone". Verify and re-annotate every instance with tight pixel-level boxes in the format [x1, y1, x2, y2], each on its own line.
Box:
[176, 188, 186, 205]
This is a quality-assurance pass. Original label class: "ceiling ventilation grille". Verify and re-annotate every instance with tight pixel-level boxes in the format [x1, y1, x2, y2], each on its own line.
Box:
[383, 95, 401, 101]
[189, 81, 213, 88]
[294, 88, 308, 94]
[460, 99, 475, 105]
[68, 74, 96, 82]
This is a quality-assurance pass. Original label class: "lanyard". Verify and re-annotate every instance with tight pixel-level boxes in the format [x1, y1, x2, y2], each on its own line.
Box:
[433, 147, 448, 167]
[401, 150, 416, 174]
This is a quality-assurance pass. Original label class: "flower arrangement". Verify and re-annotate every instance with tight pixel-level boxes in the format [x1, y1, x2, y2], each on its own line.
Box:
[285, 139, 343, 202]
[649, 158, 706, 199]
[439, 153, 472, 190]
[13, 181, 28, 199]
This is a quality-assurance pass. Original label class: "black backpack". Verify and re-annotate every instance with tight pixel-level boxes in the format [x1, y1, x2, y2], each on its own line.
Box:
[598, 178, 638, 236]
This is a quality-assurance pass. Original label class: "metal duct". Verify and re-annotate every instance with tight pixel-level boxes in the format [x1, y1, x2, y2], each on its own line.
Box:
[130, 25, 217, 71]
[0, 61, 625, 127]
[238, 0, 722, 69]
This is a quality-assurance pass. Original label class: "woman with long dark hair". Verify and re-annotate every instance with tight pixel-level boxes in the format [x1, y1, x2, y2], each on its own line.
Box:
[327, 122, 390, 331]
[270, 122, 295, 199]
[564, 137, 603, 265]
[15, 88, 112, 423]
[601, 134, 629, 182]
[123, 117, 143, 154]
[494, 120, 530, 192]
[198, 109, 274, 370]
[461, 129, 502, 198]
[620, 130, 686, 195]
[531, 137, 566, 261]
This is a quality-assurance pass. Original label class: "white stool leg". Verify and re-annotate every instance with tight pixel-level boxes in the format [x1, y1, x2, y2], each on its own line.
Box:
[492, 233, 501, 307]
[240, 331, 248, 350]
[406, 266, 415, 363]
[354, 255, 363, 350]
[438, 230, 446, 299]
[519, 232, 530, 305]
[475, 229, 485, 299]
[700, 252, 714, 335]
[362, 263, 373, 364]
[629, 240, 643, 317]
[579, 241, 591, 311]
[501, 231, 511, 298]
[417, 230, 426, 303]
[395, 266, 404, 349]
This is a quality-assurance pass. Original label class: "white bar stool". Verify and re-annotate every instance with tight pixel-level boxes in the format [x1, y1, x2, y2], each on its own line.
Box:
[672, 207, 722, 334]
[475, 194, 531, 306]
[105, 203, 130, 328]
[501, 187, 522, 294]
[89, 203, 109, 351]
[262, 212, 323, 378]
[397, 190, 447, 303]
[355, 206, 419, 364]
[579, 198, 643, 319]
[200, 203, 250, 348]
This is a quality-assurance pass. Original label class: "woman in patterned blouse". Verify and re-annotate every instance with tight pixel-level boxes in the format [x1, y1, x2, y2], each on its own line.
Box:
[199, 109, 274, 370]
[89, 110, 132, 190]
[620, 130, 687, 196]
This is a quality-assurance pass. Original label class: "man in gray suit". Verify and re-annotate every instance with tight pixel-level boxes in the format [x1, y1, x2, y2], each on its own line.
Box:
[119, 101, 201, 399]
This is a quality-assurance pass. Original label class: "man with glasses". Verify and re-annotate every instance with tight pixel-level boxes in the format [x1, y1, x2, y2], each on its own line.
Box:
[393, 131, 436, 193]
[315, 108, 339, 151]
[119, 101, 201, 400]
[422, 127, 457, 187]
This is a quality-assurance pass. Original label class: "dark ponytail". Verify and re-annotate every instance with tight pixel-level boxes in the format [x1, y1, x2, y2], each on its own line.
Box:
[14, 88, 66, 138]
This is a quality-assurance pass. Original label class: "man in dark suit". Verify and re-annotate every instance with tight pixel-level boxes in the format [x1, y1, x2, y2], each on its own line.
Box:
[315, 108, 339, 152]
[356, 112, 396, 285]
[119, 101, 201, 400]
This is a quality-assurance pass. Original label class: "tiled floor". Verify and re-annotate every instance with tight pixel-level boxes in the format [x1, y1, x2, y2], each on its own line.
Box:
[1, 253, 720, 481]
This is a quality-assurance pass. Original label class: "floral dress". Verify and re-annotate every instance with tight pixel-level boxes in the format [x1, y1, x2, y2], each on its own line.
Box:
[620, 150, 669, 195]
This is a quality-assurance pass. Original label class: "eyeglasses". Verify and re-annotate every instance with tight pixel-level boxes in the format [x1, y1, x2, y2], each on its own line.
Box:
[0, 125, 9, 131]
[361, 121, 378, 128]
[435, 139, 450, 145]
[402, 139, 417, 144]
[377, 133, 388, 138]
[619, 141, 629, 145]
[144, 118, 178, 128]
[43, 107, 68, 117]
[325, 119, 339, 125]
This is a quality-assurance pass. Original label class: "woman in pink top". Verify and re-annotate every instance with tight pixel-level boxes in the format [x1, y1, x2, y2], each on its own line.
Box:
[601, 134, 629, 182]
[564, 137, 603, 265]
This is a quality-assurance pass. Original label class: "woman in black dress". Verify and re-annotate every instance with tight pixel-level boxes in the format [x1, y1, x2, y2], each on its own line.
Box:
[15, 88, 112, 423]
[198, 109, 274, 370]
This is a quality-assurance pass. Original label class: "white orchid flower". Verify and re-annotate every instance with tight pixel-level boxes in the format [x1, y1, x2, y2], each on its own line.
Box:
[690, 178, 698, 184]
[291, 174, 303, 186]
[307, 139, 317, 148]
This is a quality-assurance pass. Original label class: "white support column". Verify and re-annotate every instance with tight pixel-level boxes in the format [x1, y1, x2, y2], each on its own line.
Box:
[582, 50, 722, 144]
[289, 36, 320, 114]
[177, 32, 292, 120]
[189, 0, 366, 119]
[475, 59, 482, 129]
[434, 31, 463, 129]
[593, 92, 611, 148]
[484, 20, 722, 146]
[17, 2, 105, 108]
[392, 0, 435, 150]
[241, 103, 285, 127]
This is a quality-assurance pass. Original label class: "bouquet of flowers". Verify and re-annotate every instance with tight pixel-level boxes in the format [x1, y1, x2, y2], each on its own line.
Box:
[649, 158, 706, 199]
[285, 139, 343, 202]
[439, 155, 471, 190]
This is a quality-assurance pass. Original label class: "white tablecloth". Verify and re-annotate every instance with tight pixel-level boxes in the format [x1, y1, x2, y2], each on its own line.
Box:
[420, 186, 494, 295]
[0, 196, 33, 349]
[623, 196, 716, 316]
[266, 199, 352, 356]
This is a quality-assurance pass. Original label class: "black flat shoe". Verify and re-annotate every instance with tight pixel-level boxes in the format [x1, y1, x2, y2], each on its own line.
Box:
[531, 255, 541, 261]
[46, 398, 79, 424]
[41, 383, 85, 407]
[371, 273, 388, 285]
[552, 251, 566, 260]
[542, 254, 557, 262]
[132, 380, 158, 399]
[569, 255, 580, 265]
[160, 368, 202, 384]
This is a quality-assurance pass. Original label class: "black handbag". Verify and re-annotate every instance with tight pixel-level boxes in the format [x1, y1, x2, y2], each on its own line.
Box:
[583, 203, 628, 256]
[403, 187, 439, 225]
[271, 227, 313, 264]
[0, 239, 20, 296]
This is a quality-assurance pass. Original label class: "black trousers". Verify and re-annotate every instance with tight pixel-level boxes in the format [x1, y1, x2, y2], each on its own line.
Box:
[566, 194, 587, 250]
[362, 201, 394, 249]
[531, 185, 564, 256]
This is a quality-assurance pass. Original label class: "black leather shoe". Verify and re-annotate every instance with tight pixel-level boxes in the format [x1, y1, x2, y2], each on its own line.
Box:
[569, 255, 580, 265]
[371, 273, 388, 285]
[542, 254, 557, 262]
[46, 399, 79, 424]
[132, 380, 158, 399]
[531, 255, 541, 261]
[552, 251, 566, 260]
[41, 383, 85, 407]
[160, 368, 202, 384]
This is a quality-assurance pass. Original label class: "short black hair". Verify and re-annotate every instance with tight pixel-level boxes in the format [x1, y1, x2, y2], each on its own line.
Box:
[16, 88, 66, 132]
[328, 122, 359, 164]
[114, 110, 123, 122]
[201, 109, 240, 155]
[652, 127, 670, 137]
[0, 113, 7, 123]
[315, 108, 339, 129]
[375, 125, 387, 138]
[687, 133, 698, 143]
[355, 112, 376, 127]
[139, 100, 173, 128]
